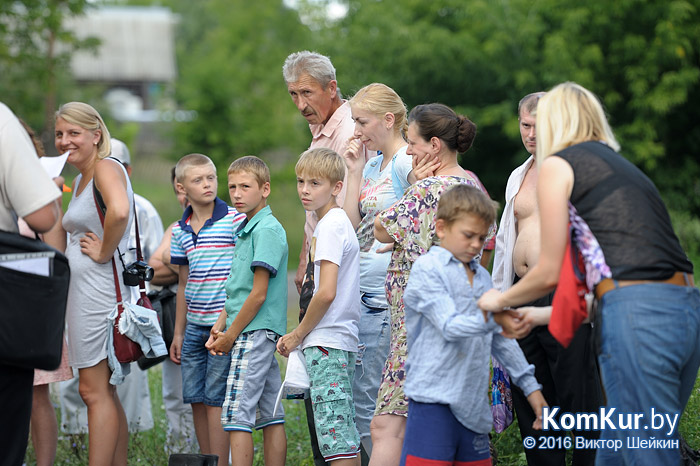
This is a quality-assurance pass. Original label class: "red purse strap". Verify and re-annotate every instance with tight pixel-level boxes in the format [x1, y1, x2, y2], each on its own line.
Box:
[92, 157, 145, 258]
[91, 158, 148, 301]
[92, 183, 124, 316]
[110, 257, 124, 309]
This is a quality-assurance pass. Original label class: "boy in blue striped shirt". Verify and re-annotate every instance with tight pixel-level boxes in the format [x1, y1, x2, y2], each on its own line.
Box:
[170, 153, 246, 461]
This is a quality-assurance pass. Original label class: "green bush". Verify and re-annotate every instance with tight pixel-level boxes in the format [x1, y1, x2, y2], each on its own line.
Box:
[670, 209, 700, 280]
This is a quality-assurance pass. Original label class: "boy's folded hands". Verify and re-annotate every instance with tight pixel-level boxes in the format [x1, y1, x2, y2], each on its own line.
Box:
[205, 328, 235, 356]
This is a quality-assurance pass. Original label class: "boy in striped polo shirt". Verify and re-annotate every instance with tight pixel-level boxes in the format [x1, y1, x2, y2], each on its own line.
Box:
[170, 153, 246, 461]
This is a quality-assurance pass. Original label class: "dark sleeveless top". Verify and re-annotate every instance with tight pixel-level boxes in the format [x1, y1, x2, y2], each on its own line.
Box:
[555, 141, 692, 280]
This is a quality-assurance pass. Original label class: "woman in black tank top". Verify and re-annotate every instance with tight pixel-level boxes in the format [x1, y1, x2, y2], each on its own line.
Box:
[478, 82, 699, 466]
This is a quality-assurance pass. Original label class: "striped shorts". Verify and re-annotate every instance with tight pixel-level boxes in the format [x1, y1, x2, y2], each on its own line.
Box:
[221, 329, 284, 432]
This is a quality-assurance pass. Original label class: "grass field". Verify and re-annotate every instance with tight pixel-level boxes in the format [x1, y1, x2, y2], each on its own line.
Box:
[22, 369, 700, 465]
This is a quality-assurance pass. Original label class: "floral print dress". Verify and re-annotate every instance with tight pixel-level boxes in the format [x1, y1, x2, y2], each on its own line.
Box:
[374, 174, 496, 416]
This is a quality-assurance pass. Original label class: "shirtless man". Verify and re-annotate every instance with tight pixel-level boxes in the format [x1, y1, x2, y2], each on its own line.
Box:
[491, 93, 602, 466]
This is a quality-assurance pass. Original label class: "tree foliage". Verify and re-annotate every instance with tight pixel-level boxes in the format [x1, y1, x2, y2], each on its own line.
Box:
[3, 0, 699, 217]
[167, 0, 314, 168]
[0, 0, 98, 137]
[302, 0, 700, 214]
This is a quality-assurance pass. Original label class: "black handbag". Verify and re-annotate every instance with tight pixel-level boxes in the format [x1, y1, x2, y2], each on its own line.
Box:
[0, 229, 70, 370]
[148, 287, 176, 350]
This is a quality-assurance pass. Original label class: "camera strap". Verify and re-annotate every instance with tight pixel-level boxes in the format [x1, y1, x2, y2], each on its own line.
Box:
[131, 197, 148, 294]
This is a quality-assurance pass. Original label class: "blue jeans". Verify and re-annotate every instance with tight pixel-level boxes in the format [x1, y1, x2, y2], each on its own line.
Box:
[595, 283, 700, 466]
[353, 292, 390, 450]
[181, 322, 231, 406]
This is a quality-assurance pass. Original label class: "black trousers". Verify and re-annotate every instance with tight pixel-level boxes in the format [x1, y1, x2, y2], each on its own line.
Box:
[0, 364, 33, 466]
[509, 284, 603, 466]
[304, 396, 369, 465]
[305, 397, 329, 466]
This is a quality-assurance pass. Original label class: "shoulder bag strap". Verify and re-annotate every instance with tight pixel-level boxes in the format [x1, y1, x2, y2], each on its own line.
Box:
[92, 183, 124, 315]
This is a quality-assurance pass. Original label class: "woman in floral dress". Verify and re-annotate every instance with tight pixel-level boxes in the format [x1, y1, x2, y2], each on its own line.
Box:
[369, 103, 496, 466]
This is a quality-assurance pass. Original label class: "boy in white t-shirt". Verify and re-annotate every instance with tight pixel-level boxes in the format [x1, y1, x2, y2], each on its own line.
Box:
[277, 147, 361, 465]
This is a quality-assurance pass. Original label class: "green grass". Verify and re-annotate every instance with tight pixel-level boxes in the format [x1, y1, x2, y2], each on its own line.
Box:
[23, 367, 316, 464]
[26, 372, 700, 465]
[23, 304, 318, 465]
[680, 376, 700, 449]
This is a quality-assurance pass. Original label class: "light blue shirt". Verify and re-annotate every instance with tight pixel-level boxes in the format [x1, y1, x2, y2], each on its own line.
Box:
[224, 206, 288, 336]
[403, 245, 541, 434]
[357, 148, 412, 294]
[106, 301, 167, 385]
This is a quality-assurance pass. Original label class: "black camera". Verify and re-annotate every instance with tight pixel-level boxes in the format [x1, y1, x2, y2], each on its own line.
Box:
[122, 260, 154, 286]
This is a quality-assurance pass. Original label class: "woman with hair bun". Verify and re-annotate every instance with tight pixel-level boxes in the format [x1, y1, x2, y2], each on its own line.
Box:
[370, 103, 496, 465]
[55, 101, 133, 465]
[342, 82, 416, 458]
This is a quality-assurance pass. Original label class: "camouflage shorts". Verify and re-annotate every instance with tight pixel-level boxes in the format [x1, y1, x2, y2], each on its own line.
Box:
[303, 346, 360, 461]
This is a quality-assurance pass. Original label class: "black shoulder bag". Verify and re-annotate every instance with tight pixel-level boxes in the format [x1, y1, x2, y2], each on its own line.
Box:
[0, 229, 70, 370]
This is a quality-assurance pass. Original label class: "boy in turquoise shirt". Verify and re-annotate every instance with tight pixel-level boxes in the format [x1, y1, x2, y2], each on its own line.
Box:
[206, 156, 288, 466]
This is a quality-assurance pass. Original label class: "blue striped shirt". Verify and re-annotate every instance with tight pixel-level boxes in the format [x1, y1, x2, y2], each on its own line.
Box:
[171, 197, 246, 326]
